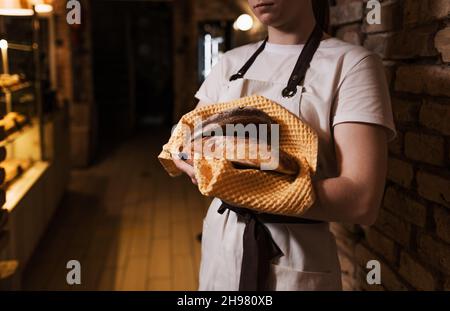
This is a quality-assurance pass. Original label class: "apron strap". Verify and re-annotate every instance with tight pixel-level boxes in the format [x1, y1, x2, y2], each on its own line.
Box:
[282, 24, 323, 98]
[229, 24, 324, 98]
[229, 38, 268, 82]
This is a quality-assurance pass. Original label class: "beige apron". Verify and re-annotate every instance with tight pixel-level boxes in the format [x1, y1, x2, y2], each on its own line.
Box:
[199, 26, 342, 291]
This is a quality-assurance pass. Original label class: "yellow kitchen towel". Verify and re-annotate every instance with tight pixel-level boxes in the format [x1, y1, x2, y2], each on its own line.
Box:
[158, 95, 318, 217]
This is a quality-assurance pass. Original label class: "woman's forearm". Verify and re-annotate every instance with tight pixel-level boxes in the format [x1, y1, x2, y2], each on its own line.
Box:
[302, 176, 384, 225]
[301, 123, 388, 225]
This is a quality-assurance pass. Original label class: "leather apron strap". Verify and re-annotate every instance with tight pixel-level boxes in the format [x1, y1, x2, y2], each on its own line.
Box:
[229, 23, 324, 98]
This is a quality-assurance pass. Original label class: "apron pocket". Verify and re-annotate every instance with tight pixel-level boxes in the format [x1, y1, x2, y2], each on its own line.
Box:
[268, 264, 341, 291]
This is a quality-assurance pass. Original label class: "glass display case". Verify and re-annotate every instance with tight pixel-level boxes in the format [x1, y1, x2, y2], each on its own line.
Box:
[0, 10, 54, 211]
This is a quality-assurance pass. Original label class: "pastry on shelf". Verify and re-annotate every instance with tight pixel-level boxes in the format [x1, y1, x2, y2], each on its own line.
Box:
[0, 74, 21, 88]
[0, 112, 30, 140]
[0, 259, 18, 280]
[0, 158, 33, 188]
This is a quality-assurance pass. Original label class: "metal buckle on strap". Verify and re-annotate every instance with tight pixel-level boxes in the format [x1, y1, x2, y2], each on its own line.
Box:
[282, 87, 297, 98]
[229, 72, 244, 81]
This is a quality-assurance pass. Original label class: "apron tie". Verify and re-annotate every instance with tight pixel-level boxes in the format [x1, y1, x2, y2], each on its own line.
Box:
[218, 202, 324, 291]
[218, 202, 283, 291]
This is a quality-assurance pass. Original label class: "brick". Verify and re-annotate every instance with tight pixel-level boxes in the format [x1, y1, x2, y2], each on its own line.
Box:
[341, 274, 357, 291]
[404, 132, 445, 166]
[363, 0, 403, 33]
[395, 66, 450, 97]
[365, 228, 397, 263]
[399, 252, 435, 291]
[336, 24, 363, 45]
[387, 158, 414, 187]
[445, 278, 450, 291]
[331, 223, 364, 266]
[417, 171, 450, 208]
[404, 0, 450, 26]
[383, 187, 427, 227]
[354, 243, 379, 268]
[331, 1, 364, 26]
[417, 233, 450, 275]
[330, 223, 360, 242]
[388, 132, 403, 156]
[335, 235, 357, 259]
[380, 263, 409, 291]
[364, 25, 438, 59]
[364, 33, 390, 58]
[374, 209, 411, 246]
[355, 244, 406, 291]
[419, 101, 450, 136]
[338, 252, 356, 277]
[360, 280, 385, 291]
[435, 26, 450, 62]
[434, 206, 450, 244]
[392, 98, 420, 124]
[383, 61, 396, 87]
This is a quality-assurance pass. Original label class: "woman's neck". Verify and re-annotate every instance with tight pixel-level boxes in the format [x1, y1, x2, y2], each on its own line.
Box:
[267, 6, 319, 45]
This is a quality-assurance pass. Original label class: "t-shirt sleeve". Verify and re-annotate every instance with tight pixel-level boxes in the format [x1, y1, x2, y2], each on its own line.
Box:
[195, 57, 225, 104]
[332, 54, 396, 141]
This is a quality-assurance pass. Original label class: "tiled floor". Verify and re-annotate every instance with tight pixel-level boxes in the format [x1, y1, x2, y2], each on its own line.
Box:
[22, 131, 210, 290]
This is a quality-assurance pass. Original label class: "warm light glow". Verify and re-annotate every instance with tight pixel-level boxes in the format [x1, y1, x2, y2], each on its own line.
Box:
[0, 0, 33, 16]
[28, 0, 53, 14]
[34, 3, 52, 13]
[0, 8, 33, 15]
[234, 14, 253, 32]
[0, 39, 9, 74]
[0, 39, 8, 50]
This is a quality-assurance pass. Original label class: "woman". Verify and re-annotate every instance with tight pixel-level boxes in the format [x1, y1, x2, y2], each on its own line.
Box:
[174, 0, 395, 291]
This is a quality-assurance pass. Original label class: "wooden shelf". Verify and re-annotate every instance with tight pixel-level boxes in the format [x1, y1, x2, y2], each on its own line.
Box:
[3, 161, 49, 212]
[0, 159, 33, 189]
[2, 81, 33, 93]
[0, 115, 33, 147]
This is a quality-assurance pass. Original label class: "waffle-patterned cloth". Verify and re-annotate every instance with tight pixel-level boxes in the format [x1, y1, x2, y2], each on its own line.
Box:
[158, 95, 318, 216]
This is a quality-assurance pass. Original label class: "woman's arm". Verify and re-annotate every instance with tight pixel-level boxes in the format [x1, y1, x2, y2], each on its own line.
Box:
[302, 122, 388, 226]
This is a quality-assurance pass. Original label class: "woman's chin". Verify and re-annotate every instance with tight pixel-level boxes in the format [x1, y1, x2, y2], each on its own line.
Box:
[256, 14, 281, 27]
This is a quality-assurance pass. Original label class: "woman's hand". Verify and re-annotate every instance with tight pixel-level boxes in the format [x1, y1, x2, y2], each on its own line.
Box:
[173, 156, 198, 185]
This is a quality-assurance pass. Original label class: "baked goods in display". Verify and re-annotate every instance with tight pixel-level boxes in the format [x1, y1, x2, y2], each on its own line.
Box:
[0, 74, 21, 88]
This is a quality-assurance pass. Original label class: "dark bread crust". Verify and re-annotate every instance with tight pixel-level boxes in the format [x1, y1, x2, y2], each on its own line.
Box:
[185, 137, 300, 175]
[193, 106, 274, 142]
[185, 106, 300, 175]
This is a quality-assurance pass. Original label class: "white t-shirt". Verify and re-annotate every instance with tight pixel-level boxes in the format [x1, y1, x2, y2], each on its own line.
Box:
[195, 38, 396, 179]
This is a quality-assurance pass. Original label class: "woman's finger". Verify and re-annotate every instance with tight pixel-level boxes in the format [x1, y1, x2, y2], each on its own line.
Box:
[173, 157, 198, 184]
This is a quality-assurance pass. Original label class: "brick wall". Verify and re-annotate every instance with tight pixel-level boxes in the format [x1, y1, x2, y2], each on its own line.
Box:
[329, 0, 450, 291]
